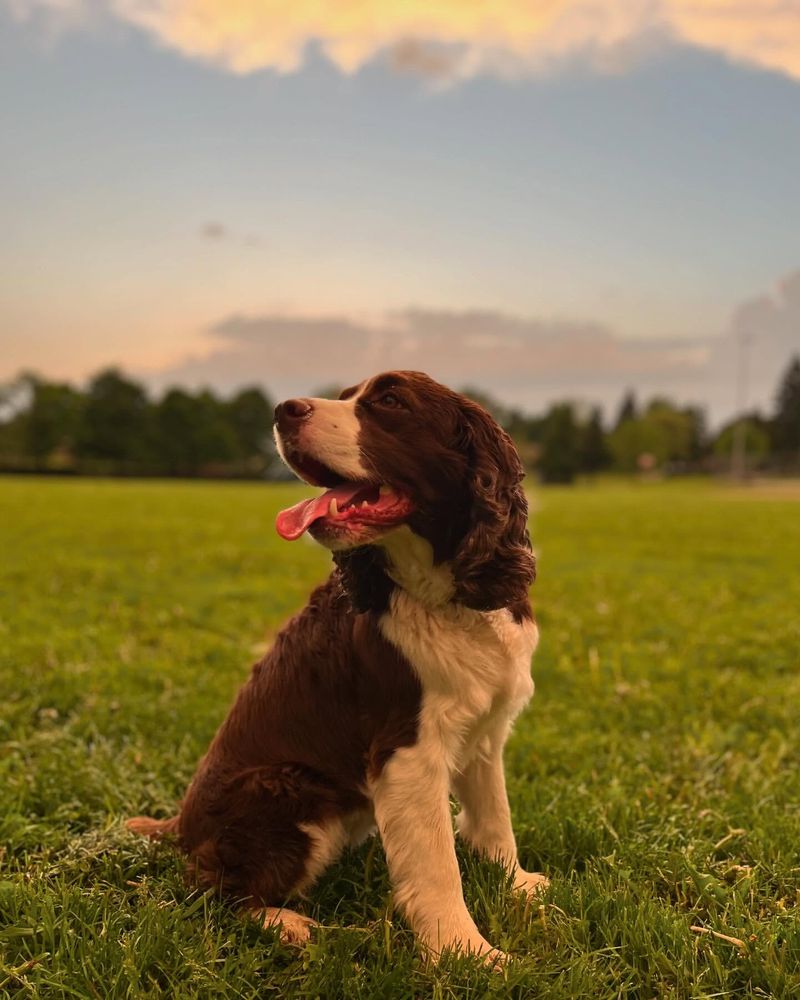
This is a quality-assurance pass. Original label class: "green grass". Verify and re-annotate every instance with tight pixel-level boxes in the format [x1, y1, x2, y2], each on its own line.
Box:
[1, 476, 799, 999]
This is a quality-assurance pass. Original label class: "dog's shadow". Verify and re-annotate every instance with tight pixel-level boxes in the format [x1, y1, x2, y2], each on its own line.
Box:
[304, 836, 391, 929]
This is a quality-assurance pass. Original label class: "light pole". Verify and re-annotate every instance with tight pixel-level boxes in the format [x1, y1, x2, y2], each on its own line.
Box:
[731, 328, 752, 481]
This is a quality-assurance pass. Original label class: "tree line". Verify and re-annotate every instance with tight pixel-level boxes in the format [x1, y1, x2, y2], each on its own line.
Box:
[0, 370, 276, 478]
[464, 354, 799, 482]
[0, 357, 798, 482]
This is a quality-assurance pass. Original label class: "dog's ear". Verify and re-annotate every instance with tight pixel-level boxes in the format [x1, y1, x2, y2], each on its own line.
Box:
[334, 546, 394, 614]
[450, 400, 535, 612]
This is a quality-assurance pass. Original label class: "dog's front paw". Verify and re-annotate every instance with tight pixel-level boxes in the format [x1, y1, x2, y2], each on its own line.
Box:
[426, 930, 506, 967]
[465, 937, 508, 968]
[514, 870, 550, 898]
[258, 907, 319, 945]
[482, 946, 509, 970]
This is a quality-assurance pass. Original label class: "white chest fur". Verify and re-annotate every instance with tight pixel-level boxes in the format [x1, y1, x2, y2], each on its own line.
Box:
[379, 590, 538, 774]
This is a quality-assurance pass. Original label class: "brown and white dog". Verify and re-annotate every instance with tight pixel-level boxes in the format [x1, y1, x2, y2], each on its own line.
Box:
[128, 370, 547, 962]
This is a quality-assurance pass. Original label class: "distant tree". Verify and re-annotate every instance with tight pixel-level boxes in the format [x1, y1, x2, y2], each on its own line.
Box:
[503, 407, 534, 441]
[713, 416, 771, 463]
[153, 389, 198, 473]
[503, 408, 542, 469]
[75, 369, 153, 465]
[772, 355, 800, 453]
[614, 390, 638, 429]
[23, 377, 85, 467]
[459, 386, 511, 428]
[0, 375, 34, 464]
[226, 387, 274, 466]
[192, 389, 240, 468]
[154, 388, 238, 474]
[644, 399, 697, 462]
[608, 419, 645, 472]
[682, 404, 707, 462]
[609, 398, 701, 472]
[579, 407, 611, 473]
[0, 419, 24, 463]
[538, 403, 581, 483]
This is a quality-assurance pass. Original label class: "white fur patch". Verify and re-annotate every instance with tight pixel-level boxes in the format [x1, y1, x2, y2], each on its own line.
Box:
[274, 387, 371, 483]
[377, 526, 454, 607]
[381, 592, 537, 773]
[343, 806, 377, 847]
[295, 808, 377, 894]
[367, 590, 539, 956]
[296, 818, 349, 892]
[303, 392, 371, 481]
[369, 739, 496, 957]
[272, 422, 291, 468]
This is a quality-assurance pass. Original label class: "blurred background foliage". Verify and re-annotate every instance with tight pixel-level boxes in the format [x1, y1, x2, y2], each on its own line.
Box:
[0, 355, 798, 483]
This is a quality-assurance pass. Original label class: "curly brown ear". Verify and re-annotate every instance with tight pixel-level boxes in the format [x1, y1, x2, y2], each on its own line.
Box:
[450, 400, 535, 613]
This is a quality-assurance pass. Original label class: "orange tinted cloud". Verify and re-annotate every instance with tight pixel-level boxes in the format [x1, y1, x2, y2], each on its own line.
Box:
[672, 1, 800, 80]
[11, 1, 800, 81]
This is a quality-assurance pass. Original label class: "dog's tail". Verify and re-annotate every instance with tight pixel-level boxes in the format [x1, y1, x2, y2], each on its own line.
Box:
[126, 815, 180, 841]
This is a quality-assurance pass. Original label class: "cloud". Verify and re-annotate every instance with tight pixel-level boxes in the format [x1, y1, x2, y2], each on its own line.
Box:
[387, 39, 463, 82]
[146, 269, 800, 424]
[199, 221, 227, 240]
[146, 308, 715, 418]
[198, 221, 260, 246]
[8, 1, 800, 82]
[708, 269, 800, 415]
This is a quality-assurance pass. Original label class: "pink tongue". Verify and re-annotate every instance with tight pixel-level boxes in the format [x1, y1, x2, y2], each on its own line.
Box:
[275, 482, 368, 541]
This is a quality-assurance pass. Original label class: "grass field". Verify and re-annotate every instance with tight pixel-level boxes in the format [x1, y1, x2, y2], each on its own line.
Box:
[1, 476, 799, 999]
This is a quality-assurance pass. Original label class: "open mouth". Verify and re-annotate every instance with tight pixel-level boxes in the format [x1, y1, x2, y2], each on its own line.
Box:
[282, 449, 347, 489]
[275, 453, 414, 542]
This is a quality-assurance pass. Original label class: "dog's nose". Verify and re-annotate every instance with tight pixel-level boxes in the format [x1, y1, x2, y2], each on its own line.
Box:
[275, 398, 313, 431]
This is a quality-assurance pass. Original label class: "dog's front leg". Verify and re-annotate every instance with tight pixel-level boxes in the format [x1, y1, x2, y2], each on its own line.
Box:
[371, 746, 502, 963]
[453, 737, 549, 898]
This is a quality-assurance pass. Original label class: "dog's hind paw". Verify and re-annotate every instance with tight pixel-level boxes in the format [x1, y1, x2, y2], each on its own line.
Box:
[126, 815, 179, 841]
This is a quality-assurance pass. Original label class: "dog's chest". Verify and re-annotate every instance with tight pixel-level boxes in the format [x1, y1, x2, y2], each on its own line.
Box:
[379, 592, 538, 771]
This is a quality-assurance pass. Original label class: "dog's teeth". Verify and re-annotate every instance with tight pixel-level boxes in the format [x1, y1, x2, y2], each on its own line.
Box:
[379, 485, 392, 496]
[361, 500, 369, 508]
[328, 498, 338, 517]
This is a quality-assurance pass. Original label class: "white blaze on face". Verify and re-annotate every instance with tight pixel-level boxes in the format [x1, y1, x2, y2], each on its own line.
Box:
[272, 422, 292, 467]
[301, 393, 369, 480]
[275, 385, 372, 482]
[304, 393, 370, 480]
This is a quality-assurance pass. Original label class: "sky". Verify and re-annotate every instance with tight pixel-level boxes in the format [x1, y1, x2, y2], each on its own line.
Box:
[1, 0, 799, 424]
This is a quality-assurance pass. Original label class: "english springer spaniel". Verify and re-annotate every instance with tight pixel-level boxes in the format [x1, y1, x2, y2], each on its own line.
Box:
[128, 370, 547, 963]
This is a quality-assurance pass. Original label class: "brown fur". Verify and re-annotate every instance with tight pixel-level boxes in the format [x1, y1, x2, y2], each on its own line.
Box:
[352, 372, 535, 616]
[130, 574, 421, 905]
[128, 371, 534, 912]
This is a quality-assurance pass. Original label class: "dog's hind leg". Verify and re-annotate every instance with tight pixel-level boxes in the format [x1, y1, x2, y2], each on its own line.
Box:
[126, 815, 180, 840]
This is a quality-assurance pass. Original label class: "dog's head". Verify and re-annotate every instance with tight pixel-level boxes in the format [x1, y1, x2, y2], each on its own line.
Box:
[274, 371, 535, 613]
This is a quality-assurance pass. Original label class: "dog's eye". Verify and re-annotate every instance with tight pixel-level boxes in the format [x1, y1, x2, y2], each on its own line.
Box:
[378, 392, 402, 408]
